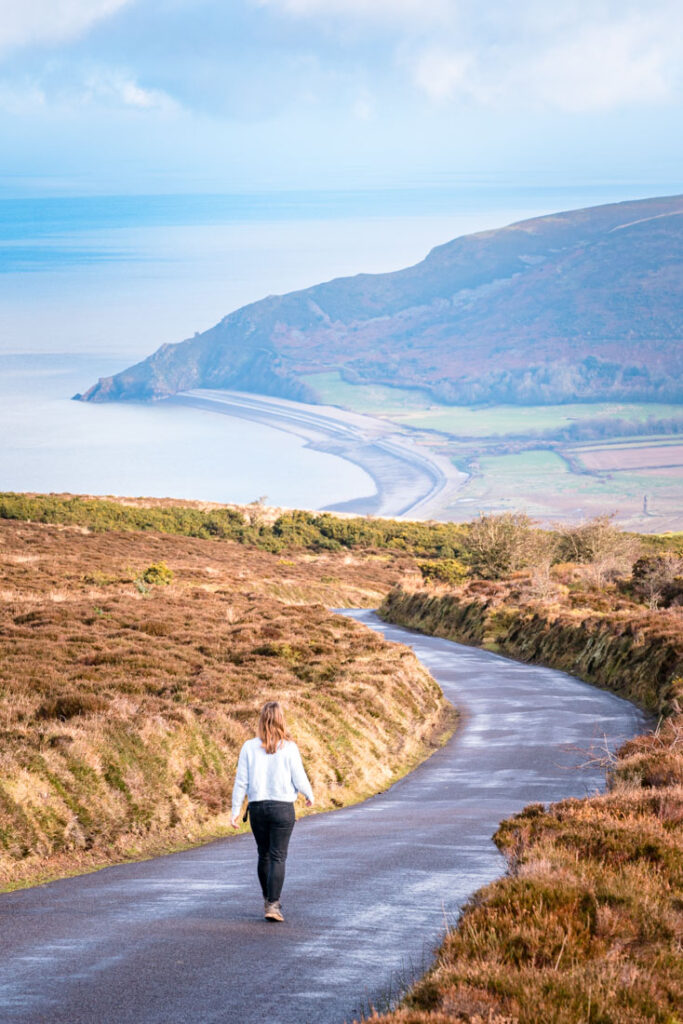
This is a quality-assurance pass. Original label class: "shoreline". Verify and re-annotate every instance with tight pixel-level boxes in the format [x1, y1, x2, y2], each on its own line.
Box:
[169, 388, 466, 519]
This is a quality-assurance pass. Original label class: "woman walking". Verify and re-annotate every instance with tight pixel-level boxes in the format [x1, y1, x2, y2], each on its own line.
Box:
[231, 701, 314, 922]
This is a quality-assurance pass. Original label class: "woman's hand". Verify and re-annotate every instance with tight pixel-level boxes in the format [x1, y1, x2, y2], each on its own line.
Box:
[305, 798, 314, 807]
[230, 816, 240, 829]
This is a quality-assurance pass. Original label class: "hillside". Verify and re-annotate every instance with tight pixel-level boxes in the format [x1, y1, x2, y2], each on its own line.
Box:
[79, 194, 683, 407]
[0, 517, 454, 890]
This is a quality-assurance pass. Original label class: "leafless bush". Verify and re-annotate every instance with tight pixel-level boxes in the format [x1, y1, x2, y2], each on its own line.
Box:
[464, 513, 556, 580]
[557, 515, 642, 586]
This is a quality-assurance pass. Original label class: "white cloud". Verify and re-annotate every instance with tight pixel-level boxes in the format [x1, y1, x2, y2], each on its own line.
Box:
[82, 69, 178, 111]
[406, 4, 682, 112]
[0, 0, 134, 56]
[0, 67, 179, 115]
[410, 48, 473, 102]
[255, 0, 453, 26]
[260, 0, 682, 113]
[524, 18, 671, 112]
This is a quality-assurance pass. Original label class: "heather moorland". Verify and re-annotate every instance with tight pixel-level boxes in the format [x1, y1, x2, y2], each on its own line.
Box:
[1, 494, 681, 1023]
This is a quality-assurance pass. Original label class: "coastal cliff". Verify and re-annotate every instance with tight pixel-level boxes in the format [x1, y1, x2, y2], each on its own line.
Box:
[78, 194, 683, 407]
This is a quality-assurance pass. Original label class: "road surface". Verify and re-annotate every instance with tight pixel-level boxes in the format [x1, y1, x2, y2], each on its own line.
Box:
[0, 612, 647, 1024]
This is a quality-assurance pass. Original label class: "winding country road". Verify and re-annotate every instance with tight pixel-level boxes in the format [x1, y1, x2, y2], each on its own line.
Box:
[0, 612, 647, 1024]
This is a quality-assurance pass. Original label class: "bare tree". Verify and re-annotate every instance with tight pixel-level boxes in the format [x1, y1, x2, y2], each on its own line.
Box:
[464, 512, 553, 579]
[558, 515, 642, 586]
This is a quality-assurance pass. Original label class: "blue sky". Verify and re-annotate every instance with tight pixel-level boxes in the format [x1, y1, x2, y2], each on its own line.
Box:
[0, 0, 681, 195]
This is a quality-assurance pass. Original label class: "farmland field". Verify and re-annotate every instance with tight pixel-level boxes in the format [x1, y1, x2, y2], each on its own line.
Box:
[302, 371, 683, 528]
[446, 449, 683, 529]
[303, 372, 682, 438]
[574, 444, 683, 471]
[303, 372, 434, 415]
[573, 437, 683, 449]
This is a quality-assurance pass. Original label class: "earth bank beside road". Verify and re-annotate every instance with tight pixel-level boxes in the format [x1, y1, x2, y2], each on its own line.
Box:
[372, 588, 682, 1024]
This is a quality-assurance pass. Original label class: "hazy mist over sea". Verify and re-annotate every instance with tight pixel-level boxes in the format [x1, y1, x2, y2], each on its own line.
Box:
[1, 183, 676, 507]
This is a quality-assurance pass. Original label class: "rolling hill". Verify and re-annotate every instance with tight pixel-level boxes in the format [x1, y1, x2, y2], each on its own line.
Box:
[78, 194, 683, 407]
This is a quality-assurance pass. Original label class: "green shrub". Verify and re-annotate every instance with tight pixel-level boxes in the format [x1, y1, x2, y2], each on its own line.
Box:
[0, 493, 471, 558]
[141, 562, 174, 586]
[418, 558, 469, 585]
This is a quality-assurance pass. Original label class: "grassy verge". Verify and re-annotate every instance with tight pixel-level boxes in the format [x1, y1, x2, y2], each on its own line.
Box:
[372, 583, 682, 1024]
[379, 587, 682, 715]
[0, 519, 455, 892]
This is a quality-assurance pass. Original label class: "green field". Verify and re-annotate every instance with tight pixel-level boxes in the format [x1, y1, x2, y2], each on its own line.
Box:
[304, 372, 682, 438]
[570, 436, 683, 451]
[448, 448, 681, 526]
[304, 371, 682, 529]
[303, 372, 435, 414]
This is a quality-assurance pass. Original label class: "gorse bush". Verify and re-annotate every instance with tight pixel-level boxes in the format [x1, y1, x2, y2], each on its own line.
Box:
[418, 559, 469, 586]
[0, 493, 469, 559]
[141, 562, 174, 586]
[1, 494, 680, 590]
[0, 493, 247, 540]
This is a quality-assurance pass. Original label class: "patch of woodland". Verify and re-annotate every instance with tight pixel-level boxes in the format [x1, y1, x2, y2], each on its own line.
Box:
[0, 520, 451, 889]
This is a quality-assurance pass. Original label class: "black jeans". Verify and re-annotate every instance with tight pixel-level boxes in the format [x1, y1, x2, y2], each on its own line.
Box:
[248, 800, 296, 904]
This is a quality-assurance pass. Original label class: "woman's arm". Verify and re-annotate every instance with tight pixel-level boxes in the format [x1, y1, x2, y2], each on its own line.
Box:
[290, 743, 314, 806]
[230, 744, 249, 826]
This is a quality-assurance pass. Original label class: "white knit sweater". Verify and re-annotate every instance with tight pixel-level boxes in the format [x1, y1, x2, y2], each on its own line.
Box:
[231, 737, 314, 819]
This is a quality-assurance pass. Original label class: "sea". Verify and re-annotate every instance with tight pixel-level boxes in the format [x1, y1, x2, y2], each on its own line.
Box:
[0, 183, 672, 509]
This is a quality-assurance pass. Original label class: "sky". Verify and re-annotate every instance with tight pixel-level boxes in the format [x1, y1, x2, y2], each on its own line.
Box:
[0, 0, 682, 195]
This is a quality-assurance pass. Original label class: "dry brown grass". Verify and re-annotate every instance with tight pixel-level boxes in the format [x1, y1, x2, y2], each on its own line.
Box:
[372, 581, 683, 1024]
[0, 520, 452, 890]
[368, 727, 683, 1024]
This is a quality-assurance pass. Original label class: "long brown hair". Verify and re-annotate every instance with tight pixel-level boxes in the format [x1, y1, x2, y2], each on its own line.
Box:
[257, 701, 291, 754]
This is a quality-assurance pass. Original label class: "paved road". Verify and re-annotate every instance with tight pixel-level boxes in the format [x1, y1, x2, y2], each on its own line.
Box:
[0, 612, 647, 1024]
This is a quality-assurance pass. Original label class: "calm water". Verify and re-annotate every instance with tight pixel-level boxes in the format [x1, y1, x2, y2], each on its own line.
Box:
[0, 184, 672, 507]
[0, 354, 375, 507]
